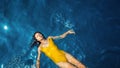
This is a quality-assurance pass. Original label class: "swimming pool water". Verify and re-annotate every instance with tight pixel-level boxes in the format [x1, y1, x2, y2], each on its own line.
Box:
[0, 0, 120, 68]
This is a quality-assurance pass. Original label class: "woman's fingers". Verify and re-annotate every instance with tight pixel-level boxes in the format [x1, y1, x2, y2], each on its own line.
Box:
[68, 29, 75, 34]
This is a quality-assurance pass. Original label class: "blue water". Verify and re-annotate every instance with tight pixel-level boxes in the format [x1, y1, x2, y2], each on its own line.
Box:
[0, 0, 120, 68]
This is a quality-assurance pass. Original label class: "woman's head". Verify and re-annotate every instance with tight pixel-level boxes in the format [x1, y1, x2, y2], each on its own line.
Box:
[30, 32, 46, 48]
[34, 32, 44, 41]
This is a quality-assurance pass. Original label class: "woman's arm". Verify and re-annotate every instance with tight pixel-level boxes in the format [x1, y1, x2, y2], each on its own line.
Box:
[49, 29, 75, 40]
[36, 47, 41, 68]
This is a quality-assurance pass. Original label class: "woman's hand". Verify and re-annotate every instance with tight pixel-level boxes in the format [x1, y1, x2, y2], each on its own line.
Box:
[67, 29, 75, 34]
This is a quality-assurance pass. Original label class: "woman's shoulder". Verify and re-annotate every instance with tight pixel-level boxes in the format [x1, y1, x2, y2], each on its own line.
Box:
[47, 36, 54, 42]
[47, 36, 53, 39]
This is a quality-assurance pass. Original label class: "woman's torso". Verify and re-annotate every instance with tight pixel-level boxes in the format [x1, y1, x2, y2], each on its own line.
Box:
[40, 37, 67, 63]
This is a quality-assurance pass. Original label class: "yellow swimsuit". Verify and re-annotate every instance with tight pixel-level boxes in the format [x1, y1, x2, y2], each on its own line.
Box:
[41, 37, 67, 63]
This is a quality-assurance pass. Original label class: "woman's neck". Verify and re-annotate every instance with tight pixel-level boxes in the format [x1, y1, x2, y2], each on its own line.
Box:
[40, 38, 46, 43]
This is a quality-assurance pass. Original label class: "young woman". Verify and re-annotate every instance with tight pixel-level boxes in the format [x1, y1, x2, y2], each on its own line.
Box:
[31, 29, 86, 68]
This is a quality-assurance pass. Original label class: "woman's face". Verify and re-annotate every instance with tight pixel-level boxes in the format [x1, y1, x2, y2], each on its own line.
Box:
[34, 33, 43, 41]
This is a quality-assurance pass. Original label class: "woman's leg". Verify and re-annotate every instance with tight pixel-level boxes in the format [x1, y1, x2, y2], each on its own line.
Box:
[64, 51, 86, 68]
[56, 62, 76, 68]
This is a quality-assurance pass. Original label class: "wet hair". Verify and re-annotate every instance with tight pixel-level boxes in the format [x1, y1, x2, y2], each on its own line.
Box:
[30, 32, 46, 48]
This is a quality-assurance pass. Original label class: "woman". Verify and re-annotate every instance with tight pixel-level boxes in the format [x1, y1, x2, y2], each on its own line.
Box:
[31, 29, 86, 68]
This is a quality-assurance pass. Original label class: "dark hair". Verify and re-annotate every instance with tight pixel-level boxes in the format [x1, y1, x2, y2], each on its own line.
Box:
[30, 32, 46, 48]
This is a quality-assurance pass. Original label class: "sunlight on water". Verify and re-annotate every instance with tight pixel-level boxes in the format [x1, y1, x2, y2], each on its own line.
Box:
[1, 64, 4, 68]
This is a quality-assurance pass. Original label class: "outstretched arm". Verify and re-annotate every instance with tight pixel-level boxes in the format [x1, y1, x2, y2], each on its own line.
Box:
[36, 47, 41, 68]
[49, 29, 75, 40]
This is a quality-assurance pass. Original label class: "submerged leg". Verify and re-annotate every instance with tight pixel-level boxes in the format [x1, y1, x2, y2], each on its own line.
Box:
[64, 51, 86, 68]
[56, 62, 76, 68]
